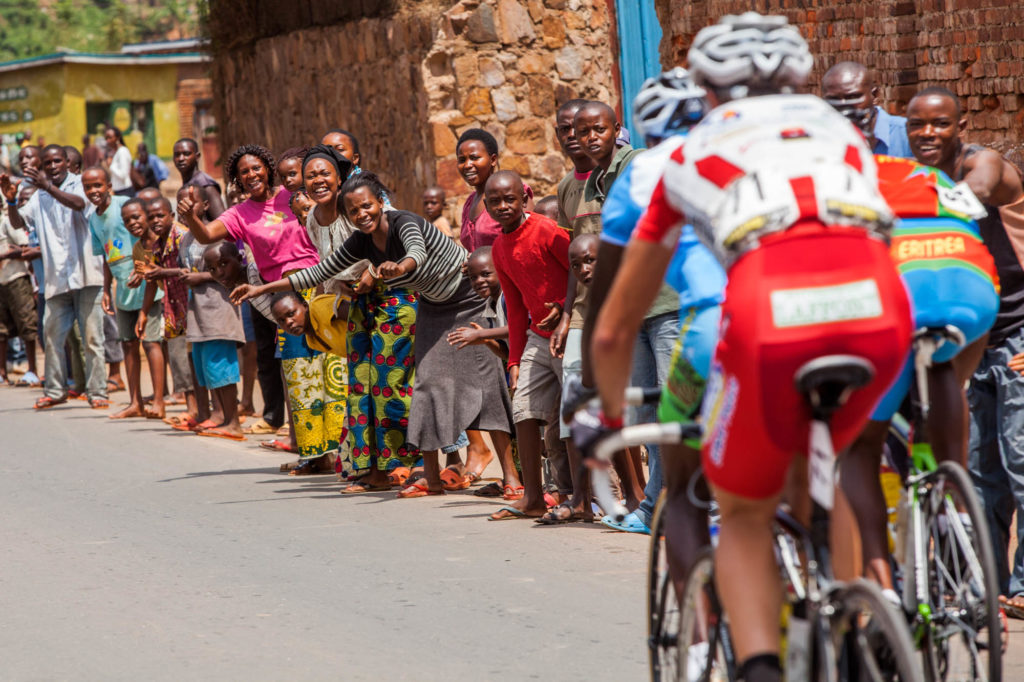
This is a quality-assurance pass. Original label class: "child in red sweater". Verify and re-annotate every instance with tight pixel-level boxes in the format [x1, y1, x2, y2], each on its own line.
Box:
[487, 171, 574, 521]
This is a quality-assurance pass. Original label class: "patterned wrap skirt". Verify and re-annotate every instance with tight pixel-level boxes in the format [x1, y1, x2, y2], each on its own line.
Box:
[340, 285, 420, 475]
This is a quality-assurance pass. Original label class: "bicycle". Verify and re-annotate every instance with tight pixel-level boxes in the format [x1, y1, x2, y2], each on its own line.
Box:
[886, 327, 1003, 682]
[570, 358, 923, 682]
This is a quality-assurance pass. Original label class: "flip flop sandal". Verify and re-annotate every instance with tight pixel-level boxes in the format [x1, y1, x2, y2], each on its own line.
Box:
[68, 390, 88, 401]
[243, 419, 276, 435]
[535, 502, 583, 525]
[190, 419, 219, 433]
[489, 506, 541, 521]
[275, 425, 291, 437]
[999, 595, 1024, 620]
[106, 378, 125, 393]
[474, 481, 504, 498]
[440, 467, 472, 491]
[89, 397, 111, 409]
[397, 480, 444, 498]
[340, 480, 392, 494]
[387, 467, 411, 486]
[502, 484, 525, 500]
[34, 395, 68, 410]
[260, 439, 294, 452]
[197, 427, 246, 442]
[170, 415, 199, 431]
[288, 456, 331, 476]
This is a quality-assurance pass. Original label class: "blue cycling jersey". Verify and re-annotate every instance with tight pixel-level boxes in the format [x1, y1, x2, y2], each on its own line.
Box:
[600, 140, 726, 310]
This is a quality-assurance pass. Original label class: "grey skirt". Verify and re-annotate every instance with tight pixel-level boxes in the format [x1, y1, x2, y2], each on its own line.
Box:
[406, 277, 514, 451]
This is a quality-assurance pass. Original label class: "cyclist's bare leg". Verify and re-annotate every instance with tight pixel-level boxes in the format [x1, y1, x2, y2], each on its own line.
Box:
[661, 440, 709, 595]
[713, 486, 784, 665]
[831, 481, 864, 581]
[926, 359, 967, 466]
[839, 419, 894, 589]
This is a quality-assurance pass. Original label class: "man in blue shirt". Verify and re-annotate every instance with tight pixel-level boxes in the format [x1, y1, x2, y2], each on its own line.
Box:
[822, 61, 913, 158]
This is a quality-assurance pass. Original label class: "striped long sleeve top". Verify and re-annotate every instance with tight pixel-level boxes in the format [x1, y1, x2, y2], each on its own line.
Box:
[287, 210, 468, 303]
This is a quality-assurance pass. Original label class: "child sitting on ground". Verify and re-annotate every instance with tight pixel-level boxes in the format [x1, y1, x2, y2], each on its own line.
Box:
[422, 186, 456, 240]
[188, 240, 248, 440]
[137, 197, 194, 421]
[109, 197, 166, 418]
[485, 171, 574, 522]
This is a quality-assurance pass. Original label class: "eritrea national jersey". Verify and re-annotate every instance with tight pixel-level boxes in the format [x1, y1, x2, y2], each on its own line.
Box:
[634, 94, 891, 262]
[876, 155, 998, 293]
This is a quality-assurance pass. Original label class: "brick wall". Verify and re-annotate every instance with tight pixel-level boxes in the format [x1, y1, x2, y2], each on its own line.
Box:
[175, 78, 212, 140]
[653, 0, 1024, 154]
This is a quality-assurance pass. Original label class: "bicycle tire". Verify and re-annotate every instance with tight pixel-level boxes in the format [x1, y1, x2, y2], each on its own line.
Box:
[918, 462, 1002, 682]
[677, 546, 733, 682]
[824, 578, 924, 682]
[649, 492, 681, 682]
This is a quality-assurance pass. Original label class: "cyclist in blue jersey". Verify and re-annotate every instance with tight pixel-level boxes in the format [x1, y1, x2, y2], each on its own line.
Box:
[571, 69, 726, 571]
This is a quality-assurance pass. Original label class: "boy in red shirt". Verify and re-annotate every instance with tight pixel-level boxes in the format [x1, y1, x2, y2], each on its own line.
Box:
[487, 171, 573, 521]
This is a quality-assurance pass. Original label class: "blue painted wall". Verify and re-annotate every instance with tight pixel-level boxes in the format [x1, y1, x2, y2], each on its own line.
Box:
[615, 0, 664, 143]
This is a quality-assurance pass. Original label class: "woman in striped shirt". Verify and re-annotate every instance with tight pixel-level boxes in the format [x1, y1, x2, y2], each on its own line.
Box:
[233, 173, 515, 498]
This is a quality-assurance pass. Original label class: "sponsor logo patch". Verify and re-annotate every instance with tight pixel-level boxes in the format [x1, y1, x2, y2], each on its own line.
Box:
[770, 279, 883, 329]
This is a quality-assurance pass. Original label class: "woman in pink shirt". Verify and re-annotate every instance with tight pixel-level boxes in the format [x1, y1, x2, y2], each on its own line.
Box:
[457, 129, 535, 252]
[178, 144, 342, 474]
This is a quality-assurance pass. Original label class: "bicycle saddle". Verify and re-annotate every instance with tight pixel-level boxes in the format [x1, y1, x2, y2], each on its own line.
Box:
[794, 354, 876, 419]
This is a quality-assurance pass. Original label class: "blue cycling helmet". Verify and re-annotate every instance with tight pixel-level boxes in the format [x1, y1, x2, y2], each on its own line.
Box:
[632, 67, 710, 144]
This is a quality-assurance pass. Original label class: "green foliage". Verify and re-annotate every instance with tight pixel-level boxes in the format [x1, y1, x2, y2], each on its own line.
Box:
[0, 0, 56, 61]
[0, 0, 203, 63]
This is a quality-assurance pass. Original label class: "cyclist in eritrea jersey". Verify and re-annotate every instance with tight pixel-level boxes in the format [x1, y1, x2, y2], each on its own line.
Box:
[838, 156, 999, 596]
[584, 14, 913, 681]
[586, 69, 726, 564]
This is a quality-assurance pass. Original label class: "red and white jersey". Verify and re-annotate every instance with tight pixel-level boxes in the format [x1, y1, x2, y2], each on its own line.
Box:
[634, 94, 894, 263]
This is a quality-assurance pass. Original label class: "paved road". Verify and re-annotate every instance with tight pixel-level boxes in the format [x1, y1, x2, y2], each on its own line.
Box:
[1, 385, 1022, 680]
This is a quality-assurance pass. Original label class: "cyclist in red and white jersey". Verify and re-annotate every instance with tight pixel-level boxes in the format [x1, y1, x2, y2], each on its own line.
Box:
[587, 13, 913, 681]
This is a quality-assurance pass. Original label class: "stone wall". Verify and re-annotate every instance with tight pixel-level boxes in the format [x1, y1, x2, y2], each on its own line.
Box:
[208, 0, 619, 219]
[423, 0, 619, 217]
[653, 0, 1024, 153]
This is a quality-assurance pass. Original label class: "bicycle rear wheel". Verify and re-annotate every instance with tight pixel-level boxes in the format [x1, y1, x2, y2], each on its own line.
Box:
[824, 579, 924, 682]
[919, 462, 1002, 682]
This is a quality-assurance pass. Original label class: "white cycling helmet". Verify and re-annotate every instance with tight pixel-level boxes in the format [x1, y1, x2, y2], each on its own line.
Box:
[687, 13, 813, 94]
[632, 67, 709, 143]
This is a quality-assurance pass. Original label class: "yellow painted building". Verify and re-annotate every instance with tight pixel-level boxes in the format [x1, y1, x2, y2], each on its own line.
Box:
[0, 50, 209, 159]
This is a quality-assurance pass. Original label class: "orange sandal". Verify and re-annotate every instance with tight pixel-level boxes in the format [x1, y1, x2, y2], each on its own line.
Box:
[387, 467, 411, 486]
[440, 467, 471, 491]
[397, 480, 444, 498]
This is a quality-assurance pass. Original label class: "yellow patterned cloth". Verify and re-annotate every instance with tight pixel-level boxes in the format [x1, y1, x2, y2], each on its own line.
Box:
[278, 290, 347, 461]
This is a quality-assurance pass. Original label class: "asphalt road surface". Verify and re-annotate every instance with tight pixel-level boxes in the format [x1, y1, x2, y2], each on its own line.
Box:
[1, 385, 1022, 680]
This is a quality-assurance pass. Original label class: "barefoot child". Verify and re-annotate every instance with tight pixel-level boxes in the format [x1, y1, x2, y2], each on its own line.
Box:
[109, 197, 166, 419]
[484, 171, 574, 521]
[137, 197, 193, 421]
[422, 186, 456, 240]
[189, 240, 247, 440]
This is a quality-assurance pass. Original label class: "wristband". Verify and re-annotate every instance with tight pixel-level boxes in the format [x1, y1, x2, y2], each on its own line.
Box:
[6, 199, 16, 206]
[599, 412, 624, 429]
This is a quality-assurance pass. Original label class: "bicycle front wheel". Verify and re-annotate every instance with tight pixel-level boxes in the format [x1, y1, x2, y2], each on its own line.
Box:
[920, 462, 1002, 682]
[823, 579, 924, 682]
[649, 492, 681, 681]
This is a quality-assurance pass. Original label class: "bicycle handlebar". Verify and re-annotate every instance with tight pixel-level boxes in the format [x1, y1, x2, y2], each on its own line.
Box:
[591, 421, 701, 523]
[561, 385, 664, 423]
